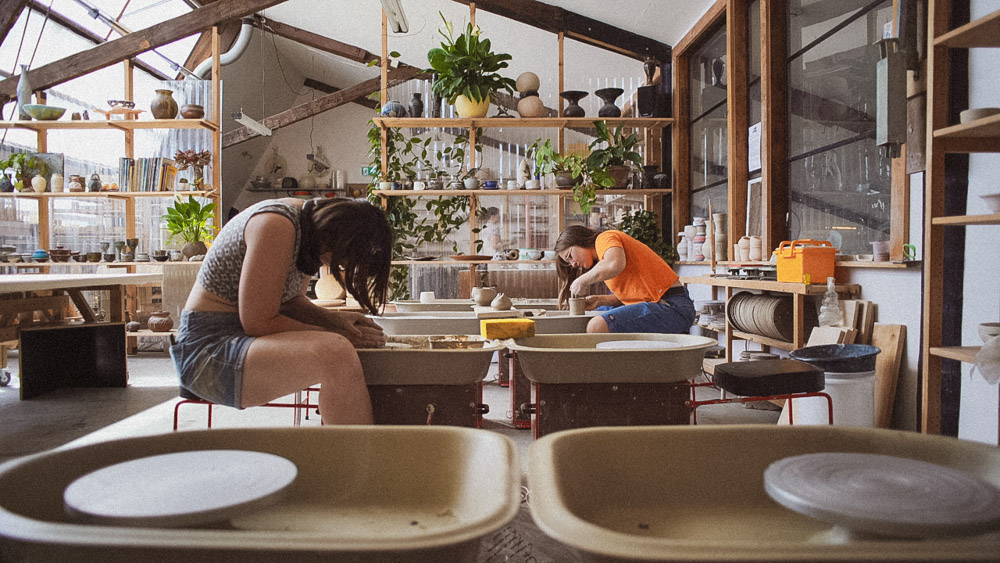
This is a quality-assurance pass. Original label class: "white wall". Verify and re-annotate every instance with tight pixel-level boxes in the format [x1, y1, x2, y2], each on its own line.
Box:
[958, 1, 1000, 445]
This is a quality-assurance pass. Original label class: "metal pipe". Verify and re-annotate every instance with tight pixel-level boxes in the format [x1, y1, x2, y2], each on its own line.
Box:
[191, 17, 254, 79]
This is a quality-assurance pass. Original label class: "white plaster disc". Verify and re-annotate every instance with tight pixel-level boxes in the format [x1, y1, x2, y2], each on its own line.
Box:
[764, 452, 1000, 538]
[64, 450, 297, 528]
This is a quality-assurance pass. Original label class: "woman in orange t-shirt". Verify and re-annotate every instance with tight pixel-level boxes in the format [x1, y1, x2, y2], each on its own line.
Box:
[554, 225, 694, 334]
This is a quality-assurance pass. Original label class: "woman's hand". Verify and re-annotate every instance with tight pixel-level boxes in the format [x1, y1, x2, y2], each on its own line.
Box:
[584, 294, 620, 310]
[323, 310, 387, 348]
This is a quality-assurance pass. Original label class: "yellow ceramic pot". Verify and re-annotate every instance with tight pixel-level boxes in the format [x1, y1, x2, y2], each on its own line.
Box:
[454, 94, 490, 118]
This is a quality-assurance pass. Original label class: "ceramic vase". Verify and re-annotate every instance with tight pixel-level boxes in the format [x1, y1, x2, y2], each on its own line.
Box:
[381, 100, 406, 117]
[50, 173, 64, 192]
[559, 91, 587, 117]
[147, 311, 174, 332]
[0, 174, 12, 193]
[595, 87, 623, 118]
[16, 64, 32, 120]
[150, 89, 178, 119]
[30, 175, 46, 193]
[408, 93, 424, 118]
[643, 57, 659, 85]
[315, 265, 347, 300]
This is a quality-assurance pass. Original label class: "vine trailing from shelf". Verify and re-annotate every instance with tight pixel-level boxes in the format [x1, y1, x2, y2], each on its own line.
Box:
[366, 118, 478, 300]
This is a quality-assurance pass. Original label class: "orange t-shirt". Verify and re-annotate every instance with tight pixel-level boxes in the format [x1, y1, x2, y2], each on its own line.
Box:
[595, 230, 679, 304]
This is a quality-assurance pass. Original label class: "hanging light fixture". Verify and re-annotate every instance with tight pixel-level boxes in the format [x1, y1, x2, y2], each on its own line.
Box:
[232, 109, 272, 136]
[380, 0, 409, 33]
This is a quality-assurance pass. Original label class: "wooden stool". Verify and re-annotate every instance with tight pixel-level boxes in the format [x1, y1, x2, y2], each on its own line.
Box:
[687, 359, 832, 425]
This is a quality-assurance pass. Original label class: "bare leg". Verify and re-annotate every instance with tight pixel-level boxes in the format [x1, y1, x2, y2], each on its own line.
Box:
[587, 315, 610, 333]
[241, 330, 373, 424]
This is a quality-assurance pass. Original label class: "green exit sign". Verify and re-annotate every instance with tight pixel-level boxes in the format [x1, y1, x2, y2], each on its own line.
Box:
[361, 166, 378, 177]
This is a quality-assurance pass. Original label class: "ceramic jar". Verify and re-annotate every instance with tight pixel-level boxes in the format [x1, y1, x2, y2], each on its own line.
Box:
[408, 93, 424, 118]
[150, 89, 178, 119]
[30, 175, 46, 193]
[738, 236, 751, 262]
[749, 236, 763, 261]
[472, 286, 497, 306]
[179, 104, 204, 119]
[50, 173, 63, 192]
[16, 64, 32, 120]
[147, 311, 174, 332]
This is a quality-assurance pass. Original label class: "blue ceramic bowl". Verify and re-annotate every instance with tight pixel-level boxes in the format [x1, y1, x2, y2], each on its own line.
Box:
[483, 180, 498, 189]
[380, 100, 406, 118]
[22, 104, 67, 121]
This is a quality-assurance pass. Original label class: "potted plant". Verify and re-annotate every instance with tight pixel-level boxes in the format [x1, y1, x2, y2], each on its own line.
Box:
[586, 120, 643, 188]
[426, 12, 516, 118]
[162, 195, 216, 258]
[0, 151, 48, 192]
[618, 208, 678, 264]
[173, 149, 212, 188]
[528, 139, 600, 212]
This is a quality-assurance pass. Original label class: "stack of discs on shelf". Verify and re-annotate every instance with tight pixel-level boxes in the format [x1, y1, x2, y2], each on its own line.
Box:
[726, 292, 818, 342]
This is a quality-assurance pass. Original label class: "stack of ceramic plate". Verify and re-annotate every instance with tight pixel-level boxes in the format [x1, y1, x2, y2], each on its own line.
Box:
[726, 291, 805, 342]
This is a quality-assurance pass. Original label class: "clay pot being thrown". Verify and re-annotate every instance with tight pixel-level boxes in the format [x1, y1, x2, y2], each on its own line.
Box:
[491, 293, 513, 311]
[150, 89, 178, 119]
[473, 286, 498, 306]
[147, 311, 174, 332]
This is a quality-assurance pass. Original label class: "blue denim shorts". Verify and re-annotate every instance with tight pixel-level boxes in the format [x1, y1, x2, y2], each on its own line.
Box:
[169, 310, 255, 408]
[599, 288, 696, 334]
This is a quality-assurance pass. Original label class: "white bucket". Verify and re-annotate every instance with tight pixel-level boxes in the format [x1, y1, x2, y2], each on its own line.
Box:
[778, 370, 876, 427]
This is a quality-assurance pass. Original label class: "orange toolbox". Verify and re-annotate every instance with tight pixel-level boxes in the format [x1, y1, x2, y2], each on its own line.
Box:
[775, 239, 837, 284]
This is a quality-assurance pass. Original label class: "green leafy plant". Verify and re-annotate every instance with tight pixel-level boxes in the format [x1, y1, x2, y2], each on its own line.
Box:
[618, 208, 678, 264]
[586, 120, 642, 187]
[0, 151, 49, 191]
[426, 12, 516, 104]
[527, 139, 598, 213]
[161, 195, 216, 245]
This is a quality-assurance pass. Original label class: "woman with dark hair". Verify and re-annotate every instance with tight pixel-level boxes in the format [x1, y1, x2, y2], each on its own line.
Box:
[170, 197, 392, 425]
[554, 224, 694, 334]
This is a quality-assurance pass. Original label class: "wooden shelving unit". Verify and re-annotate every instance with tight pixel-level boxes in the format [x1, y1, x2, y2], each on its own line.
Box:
[922, 3, 1000, 436]
[681, 275, 861, 361]
[372, 117, 674, 129]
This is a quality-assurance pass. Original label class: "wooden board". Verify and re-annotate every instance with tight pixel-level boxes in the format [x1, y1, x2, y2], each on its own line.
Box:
[841, 300, 860, 332]
[872, 323, 906, 429]
[856, 300, 876, 345]
[807, 327, 850, 346]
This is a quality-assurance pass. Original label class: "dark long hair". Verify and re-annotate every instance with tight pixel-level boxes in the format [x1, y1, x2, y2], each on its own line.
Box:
[553, 225, 600, 306]
[302, 198, 391, 315]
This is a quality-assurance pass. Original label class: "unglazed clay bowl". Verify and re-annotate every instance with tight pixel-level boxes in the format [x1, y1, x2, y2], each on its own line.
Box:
[979, 322, 1000, 343]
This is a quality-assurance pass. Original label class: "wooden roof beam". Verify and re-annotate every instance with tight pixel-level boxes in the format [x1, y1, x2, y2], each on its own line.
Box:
[0, 0, 28, 45]
[449, 0, 671, 61]
[222, 65, 428, 148]
[257, 17, 378, 65]
[0, 0, 287, 104]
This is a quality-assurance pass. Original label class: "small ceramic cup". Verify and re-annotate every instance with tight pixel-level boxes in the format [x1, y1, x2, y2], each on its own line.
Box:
[169, 250, 183, 262]
[507, 180, 518, 190]
[419, 291, 435, 303]
[412, 181, 426, 190]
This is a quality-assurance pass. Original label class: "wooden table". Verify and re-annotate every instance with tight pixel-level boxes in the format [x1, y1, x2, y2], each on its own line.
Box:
[0, 273, 162, 398]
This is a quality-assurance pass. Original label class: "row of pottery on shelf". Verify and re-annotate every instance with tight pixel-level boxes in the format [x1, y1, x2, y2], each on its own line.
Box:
[126, 311, 174, 333]
[149, 90, 204, 120]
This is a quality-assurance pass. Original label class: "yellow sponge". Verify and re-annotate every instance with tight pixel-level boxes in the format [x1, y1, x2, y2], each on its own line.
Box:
[480, 318, 536, 339]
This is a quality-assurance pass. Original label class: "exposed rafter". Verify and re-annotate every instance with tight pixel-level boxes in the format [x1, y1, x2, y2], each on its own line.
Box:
[0, 0, 287, 104]
[222, 65, 428, 148]
[449, 0, 671, 61]
[0, 0, 29, 45]
[23, 0, 170, 80]
[258, 18, 378, 65]
[303, 77, 379, 110]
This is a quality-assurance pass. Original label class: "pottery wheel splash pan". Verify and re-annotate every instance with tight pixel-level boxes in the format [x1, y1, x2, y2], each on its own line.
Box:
[371, 311, 590, 336]
[507, 333, 717, 384]
[356, 335, 504, 385]
[391, 298, 561, 312]
[0, 427, 519, 562]
[527, 425, 1000, 562]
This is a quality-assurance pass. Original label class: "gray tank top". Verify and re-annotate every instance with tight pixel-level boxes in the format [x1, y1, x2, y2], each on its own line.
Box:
[196, 200, 311, 304]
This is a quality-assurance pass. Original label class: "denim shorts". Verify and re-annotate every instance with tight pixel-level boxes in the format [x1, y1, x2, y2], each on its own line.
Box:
[169, 310, 255, 408]
[599, 288, 696, 334]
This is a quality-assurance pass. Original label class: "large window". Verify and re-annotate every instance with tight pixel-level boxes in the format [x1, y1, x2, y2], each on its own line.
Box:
[688, 23, 728, 220]
[786, 0, 895, 255]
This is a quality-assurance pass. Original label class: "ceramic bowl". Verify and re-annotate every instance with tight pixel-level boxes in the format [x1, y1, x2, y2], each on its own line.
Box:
[980, 193, 1000, 213]
[522, 249, 543, 260]
[979, 322, 1000, 343]
[151, 253, 169, 262]
[71, 253, 87, 262]
[22, 104, 66, 120]
[959, 107, 1000, 124]
[7, 254, 23, 263]
[107, 100, 135, 109]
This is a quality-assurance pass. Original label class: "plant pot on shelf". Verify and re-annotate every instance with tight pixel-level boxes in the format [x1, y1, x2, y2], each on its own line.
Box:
[554, 172, 578, 188]
[607, 165, 630, 188]
[454, 95, 490, 118]
[182, 241, 207, 258]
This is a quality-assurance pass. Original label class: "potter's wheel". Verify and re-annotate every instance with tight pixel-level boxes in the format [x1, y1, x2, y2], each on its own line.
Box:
[64, 450, 297, 528]
[764, 453, 1000, 539]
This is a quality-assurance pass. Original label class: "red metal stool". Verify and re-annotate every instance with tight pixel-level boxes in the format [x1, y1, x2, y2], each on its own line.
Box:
[172, 386, 321, 431]
[687, 359, 833, 425]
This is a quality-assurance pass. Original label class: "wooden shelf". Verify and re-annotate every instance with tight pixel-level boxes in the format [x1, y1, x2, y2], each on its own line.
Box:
[0, 118, 219, 131]
[0, 190, 211, 199]
[372, 117, 674, 129]
[933, 113, 1000, 141]
[934, 9, 1000, 48]
[391, 259, 555, 266]
[372, 188, 672, 197]
[731, 330, 795, 351]
[11, 261, 198, 268]
[929, 346, 980, 364]
[680, 275, 861, 295]
[931, 213, 1000, 226]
